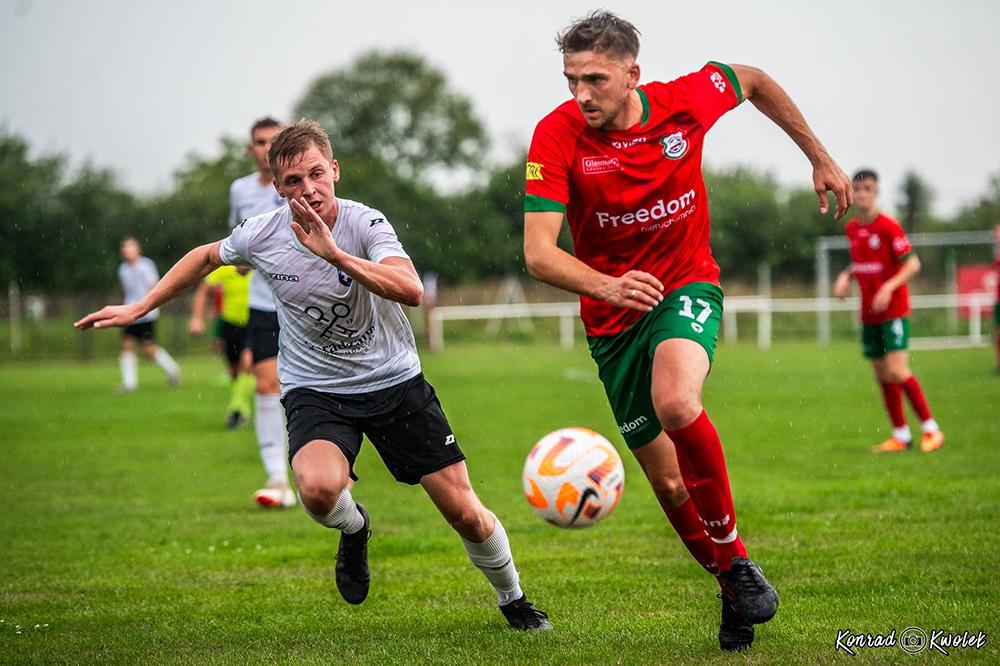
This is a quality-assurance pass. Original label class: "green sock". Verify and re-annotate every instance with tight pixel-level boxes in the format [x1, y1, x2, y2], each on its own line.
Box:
[233, 373, 256, 416]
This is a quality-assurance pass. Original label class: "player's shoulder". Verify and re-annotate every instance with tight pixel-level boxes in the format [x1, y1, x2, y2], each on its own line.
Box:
[337, 198, 389, 228]
[230, 172, 260, 194]
[876, 213, 906, 233]
[232, 204, 290, 243]
[534, 99, 586, 136]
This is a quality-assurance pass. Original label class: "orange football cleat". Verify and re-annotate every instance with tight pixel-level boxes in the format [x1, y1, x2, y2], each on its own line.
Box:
[920, 430, 944, 452]
[872, 437, 911, 453]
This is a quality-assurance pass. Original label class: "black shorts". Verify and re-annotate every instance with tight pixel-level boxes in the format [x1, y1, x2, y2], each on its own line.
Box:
[248, 308, 279, 363]
[123, 321, 155, 343]
[282, 373, 466, 485]
[217, 320, 249, 366]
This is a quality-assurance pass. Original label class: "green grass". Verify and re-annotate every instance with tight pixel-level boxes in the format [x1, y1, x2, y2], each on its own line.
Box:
[1, 342, 998, 664]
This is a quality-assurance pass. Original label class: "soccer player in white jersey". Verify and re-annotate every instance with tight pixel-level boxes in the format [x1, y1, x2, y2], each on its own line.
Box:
[75, 121, 552, 632]
[116, 237, 180, 392]
[229, 117, 295, 509]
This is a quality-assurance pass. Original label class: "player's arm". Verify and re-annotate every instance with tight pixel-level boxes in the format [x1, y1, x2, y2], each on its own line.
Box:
[872, 254, 921, 313]
[729, 64, 852, 219]
[833, 266, 853, 299]
[76, 242, 227, 330]
[523, 211, 663, 312]
[188, 281, 213, 336]
[288, 198, 422, 307]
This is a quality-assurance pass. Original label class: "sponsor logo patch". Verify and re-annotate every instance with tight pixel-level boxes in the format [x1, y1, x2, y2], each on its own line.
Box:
[582, 156, 622, 175]
[526, 162, 544, 181]
[710, 70, 727, 94]
[268, 272, 299, 282]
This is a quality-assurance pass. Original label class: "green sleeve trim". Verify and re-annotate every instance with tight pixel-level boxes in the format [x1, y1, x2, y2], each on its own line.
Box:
[636, 87, 650, 126]
[524, 194, 566, 213]
[897, 250, 915, 264]
[708, 61, 743, 104]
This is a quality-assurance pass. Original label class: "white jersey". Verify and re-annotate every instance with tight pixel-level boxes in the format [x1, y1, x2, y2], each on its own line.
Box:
[118, 257, 160, 323]
[219, 198, 421, 396]
[228, 172, 286, 312]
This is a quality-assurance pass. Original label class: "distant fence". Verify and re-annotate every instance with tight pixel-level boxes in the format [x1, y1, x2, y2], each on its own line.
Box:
[427, 293, 996, 352]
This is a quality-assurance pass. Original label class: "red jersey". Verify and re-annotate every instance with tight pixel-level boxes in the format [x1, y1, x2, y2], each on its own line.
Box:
[845, 213, 914, 324]
[525, 62, 742, 337]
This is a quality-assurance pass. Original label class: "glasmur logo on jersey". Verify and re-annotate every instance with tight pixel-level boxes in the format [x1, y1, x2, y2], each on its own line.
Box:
[582, 156, 622, 175]
[661, 132, 688, 159]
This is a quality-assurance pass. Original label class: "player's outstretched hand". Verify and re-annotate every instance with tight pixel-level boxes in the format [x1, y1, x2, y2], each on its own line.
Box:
[814, 158, 853, 220]
[74, 304, 142, 330]
[290, 197, 341, 263]
[600, 270, 664, 312]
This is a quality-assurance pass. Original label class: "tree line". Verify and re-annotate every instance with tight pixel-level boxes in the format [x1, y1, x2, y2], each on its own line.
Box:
[2, 51, 997, 297]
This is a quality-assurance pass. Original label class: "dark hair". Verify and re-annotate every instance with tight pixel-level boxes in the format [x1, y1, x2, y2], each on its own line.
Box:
[556, 11, 640, 60]
[267, 119, 334, 177]
[250, 117, 282, 138]
[853, 168, 879, 183]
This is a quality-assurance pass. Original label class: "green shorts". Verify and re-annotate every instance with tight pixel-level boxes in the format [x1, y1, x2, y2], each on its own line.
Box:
[587, 282, 723, 450]
[994, 303, 1000, 326]
[862, 317, 910, 359]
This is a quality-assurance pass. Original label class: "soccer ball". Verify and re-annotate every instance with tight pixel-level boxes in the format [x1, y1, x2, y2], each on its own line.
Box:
[522, 427, 624, 528]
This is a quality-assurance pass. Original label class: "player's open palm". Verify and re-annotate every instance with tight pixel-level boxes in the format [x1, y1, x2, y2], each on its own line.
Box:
[290, 197, 340, 263]
[602, 270, 664, 312]
[74, 304, 142, 330]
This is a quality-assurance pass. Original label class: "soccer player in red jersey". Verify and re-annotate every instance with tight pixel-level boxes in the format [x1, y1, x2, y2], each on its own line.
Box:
[994, 223, 1000, 373]
[522, 11, 852, 652]
[834, 170, 943, 453]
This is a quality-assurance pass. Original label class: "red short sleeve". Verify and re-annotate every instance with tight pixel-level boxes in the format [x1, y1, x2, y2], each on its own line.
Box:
[524, 112, 574, 213]
[666, 62, 742, 132]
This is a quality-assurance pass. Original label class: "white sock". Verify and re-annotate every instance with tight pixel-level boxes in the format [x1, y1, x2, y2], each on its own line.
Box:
[306, 487, 365, 534]
[462, 518, 523, 606]
[119, 350, 138, 389]
[153, 347, 179, 380]
[922, 418, 940, 433]
[892, 425, 912, 443]
[255, 393, 288, 485]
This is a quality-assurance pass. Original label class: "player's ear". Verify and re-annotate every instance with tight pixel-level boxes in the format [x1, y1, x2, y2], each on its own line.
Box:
[272, 178, 284, 198]
[330, 159, 341, 183]
[626, 61, 640, 89]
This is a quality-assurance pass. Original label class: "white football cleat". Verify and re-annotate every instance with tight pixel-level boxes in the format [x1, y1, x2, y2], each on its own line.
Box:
[254, 486, 296, 509]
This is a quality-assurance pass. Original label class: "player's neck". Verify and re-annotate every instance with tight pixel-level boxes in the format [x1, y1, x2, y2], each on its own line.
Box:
[857, 207, 880, 223]
[605, 89, 644, 132]
[257, 170, 272, 187]
[323, 198, 341, 229]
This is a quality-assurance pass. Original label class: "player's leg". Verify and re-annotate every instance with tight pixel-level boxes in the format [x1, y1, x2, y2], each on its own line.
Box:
[139, 323, 179, 387]
[631, 432, 718, 577]
[285, 390, 369, 604]
[119, 331, 138, 392]
[420, 461, 551, 631]
[883, 336, 942, 452]
[865, 322, 909, 452]
[249, 309, 293, 507]
[650, 337, 776, 625]
[366, 375, 549, 630]
[221, 323, 251, 429]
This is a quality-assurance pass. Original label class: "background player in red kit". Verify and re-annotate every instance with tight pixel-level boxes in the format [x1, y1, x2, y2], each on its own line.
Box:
[834, 170, 943, 453]
[523, 11, 852, 652]
[994, 223, 1000, 373]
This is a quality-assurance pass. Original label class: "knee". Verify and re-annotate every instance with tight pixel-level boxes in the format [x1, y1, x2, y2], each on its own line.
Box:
[255, 372, 279, 394]
[295, 470, 348, 516]
[649, 475, 689, 508]
[447, 505, 491, 540]
[653, 393, 702, 431]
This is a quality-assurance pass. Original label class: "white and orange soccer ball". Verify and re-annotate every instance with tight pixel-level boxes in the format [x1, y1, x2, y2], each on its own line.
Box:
[522, 427, 624, 528]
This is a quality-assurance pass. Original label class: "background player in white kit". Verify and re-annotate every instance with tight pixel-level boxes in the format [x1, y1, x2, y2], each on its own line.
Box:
[116, 237, 180, 392]
[75, 121, 552, 632]
[229, 117, 294, 509]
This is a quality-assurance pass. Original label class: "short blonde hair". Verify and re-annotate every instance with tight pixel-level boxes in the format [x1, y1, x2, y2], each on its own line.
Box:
[267, 119, 333, 177]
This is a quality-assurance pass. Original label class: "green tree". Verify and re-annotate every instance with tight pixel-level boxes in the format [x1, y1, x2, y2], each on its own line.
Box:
[897, 170, 933, 233]
[294, 51, 488, 180]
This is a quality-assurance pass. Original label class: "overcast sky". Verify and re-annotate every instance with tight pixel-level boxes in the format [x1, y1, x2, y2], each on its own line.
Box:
[2, 0, 997, 216]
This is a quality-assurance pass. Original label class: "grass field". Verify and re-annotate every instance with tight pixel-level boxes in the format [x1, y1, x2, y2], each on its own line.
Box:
[1, 342, 998, 664]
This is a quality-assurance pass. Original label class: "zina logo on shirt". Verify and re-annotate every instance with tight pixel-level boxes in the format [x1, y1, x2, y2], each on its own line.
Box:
[661, 132, 687, 160]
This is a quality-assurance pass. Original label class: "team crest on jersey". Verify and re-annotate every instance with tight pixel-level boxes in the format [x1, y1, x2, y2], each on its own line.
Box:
[868, 235, 881, 250]
[660, 132, 687, 160]
[526, 162, 544, 181]
[337, 269, 353, 287]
